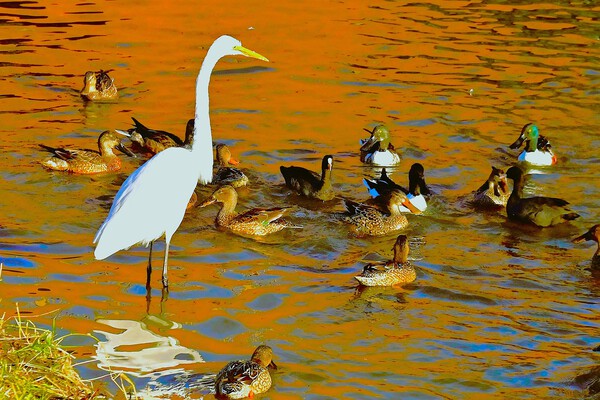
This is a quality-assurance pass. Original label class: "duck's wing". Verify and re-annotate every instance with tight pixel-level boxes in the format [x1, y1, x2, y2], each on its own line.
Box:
[236, 207, 290, 225]
[214, 167, 247, 184]
[216, 360, 261, 385]
[131, 117, 184, 145]
[280, 165, 321, 191]
[520, 196, 580, 226]
[40, 144, 87, 160]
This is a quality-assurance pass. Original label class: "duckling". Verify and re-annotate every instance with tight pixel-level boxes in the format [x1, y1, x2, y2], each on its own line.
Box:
[215, 345, 277, 400]
[40, 130, 134, 174]
[355, 234, 416, 286]
[360, 125, 400, 166]
[80, 70, 118, 101]
[572, 224, 600, 268]
[199, 185, 294, 236]
[213, 144, 249, 188]
[509, 123, 557, 166]
[364, 163, 431, 213]
[280, 155, 334, 201]
[128, 118, 194, 155]
[338, 190, 420, 237]
[505, 166, 579, 227]
[472, 166, 510, 208]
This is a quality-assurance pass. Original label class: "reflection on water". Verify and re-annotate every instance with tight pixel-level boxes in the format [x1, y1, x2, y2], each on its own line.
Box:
[0, 0, 598, 399]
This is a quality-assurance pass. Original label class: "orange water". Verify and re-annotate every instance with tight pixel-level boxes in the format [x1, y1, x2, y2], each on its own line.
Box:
[0, 1, 599, 399]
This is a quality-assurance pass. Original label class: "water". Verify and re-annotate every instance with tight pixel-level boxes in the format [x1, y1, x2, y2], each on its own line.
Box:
[0, 1, 598, 399]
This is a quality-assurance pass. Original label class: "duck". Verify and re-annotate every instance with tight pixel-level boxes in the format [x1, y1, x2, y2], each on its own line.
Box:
[215, 345, 277, 400]
[505, 166, 579, 227]
[363, 163, 430, 213]
[572, 224, 600, 268]
[359, 125, 400, 166]
[213, 144, 249, 188]
[338, 190, 420, 237]
[199, 185, 294, 236]
[80, 70, 118, 101]
[128, 118, 194, 155]
[472, 166, 510, 208]
[40, 130, 134, 174]
[509, 123, 557, 166]
[355, 234, 416, 286]
[280, 155, 334, 201]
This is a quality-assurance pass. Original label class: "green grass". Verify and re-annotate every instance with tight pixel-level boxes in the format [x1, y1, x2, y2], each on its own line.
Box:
[0, 307, 135, 399]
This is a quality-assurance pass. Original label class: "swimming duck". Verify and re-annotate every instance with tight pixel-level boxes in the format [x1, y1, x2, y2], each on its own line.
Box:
[509, 123, 557, 166]
[505, 166, 579, 227]
[128, 118, 194, 155]
[40, 130, 134, 174]
[213, 144, 249, 188]
[354, 234, 416, 286]
[360, 125, 400, 166]
[364, 163, 430, 213]
[572, 224, 600, 268]
[199, 185, 294, 236]
[215, 345, 277, 400]
[80, 70, 118, 101]
[280, 155, 334, 201]
[472, 166, 510, 208]
[339, 190, 420, 237]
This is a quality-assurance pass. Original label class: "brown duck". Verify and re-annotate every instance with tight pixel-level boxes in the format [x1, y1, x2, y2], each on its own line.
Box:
[80, 70, 118, 101]
[280, 155, 334, 201]
[128, 118, 194, 154]
[355, 234, 416, 286]
[40, 130, 134, 174]
[199, 185, 295, 236]
[213, 144, 249, 188]
[572, 224, 600, 268]
[472, 166, 510, 208]
[505, 166, 579, 227]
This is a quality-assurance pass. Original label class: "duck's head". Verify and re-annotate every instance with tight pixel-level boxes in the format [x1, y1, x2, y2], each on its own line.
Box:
[392, 234, 409, 264]
[321, 155, 334, 172]
[199, 184, 237, 207]
[408, 163, 431, 196]
[250, 345, 277, 369]
[184, 119, 195, 147]
[491, 166, 509, 194]
[360, 125, 391, 152]
[101, 130, 136, 157]
[387, 189, 422, 215]
[505, 165, 524, 183]
[572, 224, 600, 245]
[509, 123, 539, 150]
[82, 71, 97, 93]
[216, 143, 239, 166]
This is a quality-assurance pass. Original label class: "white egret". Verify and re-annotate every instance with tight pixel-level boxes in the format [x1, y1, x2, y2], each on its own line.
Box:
[93, 35, 269, 287]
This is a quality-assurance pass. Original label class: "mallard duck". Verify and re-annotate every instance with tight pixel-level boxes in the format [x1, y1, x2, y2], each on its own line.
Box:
[80, 70, 118, 101]
[472, 166, 510, 208]
[364, 163, 430, 213]
[509, 123, 557, 166]
[215, 345, 277, 400]
[360, 125, 400, 166]
[213, 144, 249, 188]
[199, 185, 294, 236]
[572, 224, 600, 268]
[128, 118, 194, 154]
[505, 166, 579, 227]
[40, 130, 134, 174]
[339, 190, 420, 237]
[280, 155, 334, 201]
[355, 234, 416, 286]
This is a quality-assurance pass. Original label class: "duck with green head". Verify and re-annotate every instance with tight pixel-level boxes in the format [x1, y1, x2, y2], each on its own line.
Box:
[505, 166, 579, 227]
[354, 234, 417, 286]
[360, 125, 401, 166]
[509, 123, 557, 166]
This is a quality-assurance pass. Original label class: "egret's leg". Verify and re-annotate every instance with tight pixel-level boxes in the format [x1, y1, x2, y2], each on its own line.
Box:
[162, 240, 170, 288]
[146, 242, 153, 290]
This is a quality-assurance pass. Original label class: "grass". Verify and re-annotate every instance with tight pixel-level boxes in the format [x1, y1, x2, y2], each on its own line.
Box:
[0, 305, 135, 400]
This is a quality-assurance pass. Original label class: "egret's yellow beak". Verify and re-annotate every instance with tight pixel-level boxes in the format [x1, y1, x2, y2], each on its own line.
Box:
[234, 45, 269, 62]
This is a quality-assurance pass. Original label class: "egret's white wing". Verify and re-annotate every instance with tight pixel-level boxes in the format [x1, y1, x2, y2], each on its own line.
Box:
[94, 147, 199, 260]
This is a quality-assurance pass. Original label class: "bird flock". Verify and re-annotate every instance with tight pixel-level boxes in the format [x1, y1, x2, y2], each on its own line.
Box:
[37, 35, 598, 399]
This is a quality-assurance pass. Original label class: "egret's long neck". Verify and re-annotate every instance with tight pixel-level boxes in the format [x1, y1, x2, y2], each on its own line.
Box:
[192, 47, 223, 184]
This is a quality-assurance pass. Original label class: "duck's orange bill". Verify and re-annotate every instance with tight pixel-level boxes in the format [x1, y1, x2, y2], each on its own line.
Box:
[402, 198, 422, 215]
[228, 157, 240, 165]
